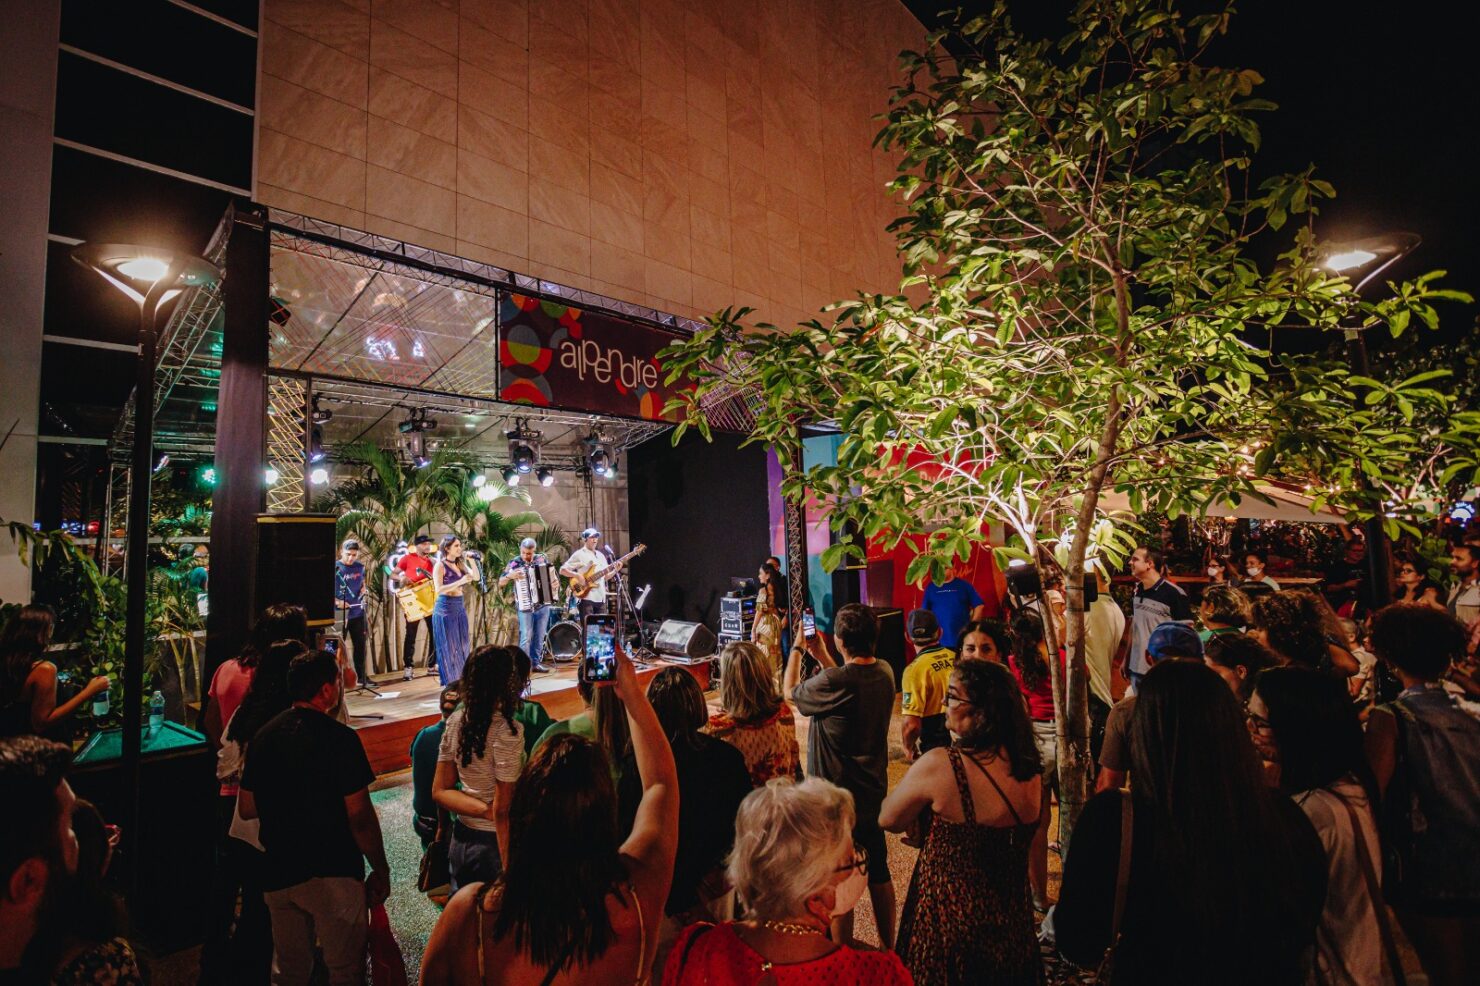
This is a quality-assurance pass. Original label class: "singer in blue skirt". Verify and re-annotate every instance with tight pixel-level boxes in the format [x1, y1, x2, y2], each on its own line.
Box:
[432, 534, 478, 685]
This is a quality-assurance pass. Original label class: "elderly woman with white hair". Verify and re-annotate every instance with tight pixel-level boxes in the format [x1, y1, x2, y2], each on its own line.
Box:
[661, 777, 911, 985]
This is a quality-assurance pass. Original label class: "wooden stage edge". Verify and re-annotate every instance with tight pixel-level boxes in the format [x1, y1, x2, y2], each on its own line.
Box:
[345, 659, 714, 776]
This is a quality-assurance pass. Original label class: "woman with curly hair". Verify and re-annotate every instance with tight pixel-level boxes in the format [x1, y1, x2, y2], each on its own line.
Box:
[1005, 615, 1060, 911]
[1251, 592, 1359, 676]
[434, 644, 530, 891]
[881, 658, 1043, 985]
[0, 603, 109, 738]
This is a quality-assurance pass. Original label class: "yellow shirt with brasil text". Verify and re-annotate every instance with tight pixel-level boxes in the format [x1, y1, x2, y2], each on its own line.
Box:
[901, 645, 956, 719]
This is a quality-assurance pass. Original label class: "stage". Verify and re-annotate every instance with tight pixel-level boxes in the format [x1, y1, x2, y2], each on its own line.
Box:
[344, 657, 714, 775]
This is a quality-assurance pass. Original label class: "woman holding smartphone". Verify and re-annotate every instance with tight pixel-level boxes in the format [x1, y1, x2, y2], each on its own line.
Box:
[421, 642, 679, 984]
[433, 534, 479, 685]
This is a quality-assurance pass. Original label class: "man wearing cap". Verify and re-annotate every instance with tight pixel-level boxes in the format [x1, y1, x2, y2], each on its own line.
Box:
[561, 528, 619, 620]
[335, 539, 368, 680]
[499, 537, 556, 672]
[900, 609, 957, 761]
[1095, 621, 1204, 793]
[394, 535, 439, 680]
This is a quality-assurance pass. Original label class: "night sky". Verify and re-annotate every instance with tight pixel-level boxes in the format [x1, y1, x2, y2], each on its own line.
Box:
[903, 1, 1480, 351]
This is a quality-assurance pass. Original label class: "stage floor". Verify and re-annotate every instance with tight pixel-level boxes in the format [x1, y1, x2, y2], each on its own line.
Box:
[344, 658, 713, 774]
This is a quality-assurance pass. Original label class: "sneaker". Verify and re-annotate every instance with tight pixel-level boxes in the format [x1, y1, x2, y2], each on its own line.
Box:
[403, 668, 414, 681]
[532, 663, 552, 674]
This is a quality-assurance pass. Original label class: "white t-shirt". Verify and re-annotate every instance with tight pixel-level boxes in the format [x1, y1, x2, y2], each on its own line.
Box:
[564, 546, 610, 604]
[437, 707, 523, 832]
[1296, 781, 1383, 986]
[1084, 596, 1125, 707]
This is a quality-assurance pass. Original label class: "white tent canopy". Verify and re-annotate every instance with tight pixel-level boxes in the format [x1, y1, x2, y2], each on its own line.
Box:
[1097, 483, 1346, 524]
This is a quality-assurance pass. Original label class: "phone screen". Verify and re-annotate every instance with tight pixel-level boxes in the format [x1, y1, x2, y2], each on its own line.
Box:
[802, 609, 817, 638]
[323, 637, 340, 654]
[584, 615, 617, 681]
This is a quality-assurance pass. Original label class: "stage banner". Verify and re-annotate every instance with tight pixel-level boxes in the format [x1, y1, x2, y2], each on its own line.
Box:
[497, 292, 686, 421]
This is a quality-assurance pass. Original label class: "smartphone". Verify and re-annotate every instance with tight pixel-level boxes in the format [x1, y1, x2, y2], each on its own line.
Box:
[323, 637, 340, 655]
[583, 614, 618, 682]
[802, 608, 817, 638]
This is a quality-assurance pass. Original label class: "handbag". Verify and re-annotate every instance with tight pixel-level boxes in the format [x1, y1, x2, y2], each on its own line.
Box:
[1094, 793, 1135, 984]
[367, 903, 409, 986]
[417, 834, 450, 894]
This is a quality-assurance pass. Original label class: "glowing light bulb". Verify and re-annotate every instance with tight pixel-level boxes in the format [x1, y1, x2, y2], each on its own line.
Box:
[116, 257, 170, 282]
[1325, 250, 1377, 273]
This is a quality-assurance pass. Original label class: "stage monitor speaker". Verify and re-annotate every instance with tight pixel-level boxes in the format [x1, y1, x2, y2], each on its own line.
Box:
[255, 513, 337, 627]
[653, 620, 717, 662]
[870, 606, 906, 690]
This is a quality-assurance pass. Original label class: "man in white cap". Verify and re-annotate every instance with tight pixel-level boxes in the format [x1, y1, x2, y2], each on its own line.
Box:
[561, 527, 620, 620]
[498, 536, 556, 672]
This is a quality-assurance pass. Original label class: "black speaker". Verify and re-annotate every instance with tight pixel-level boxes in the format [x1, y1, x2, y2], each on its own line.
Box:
[870, 606, 906, 689]
[653, 620, 717, 662]
[255, 513, 338, 627]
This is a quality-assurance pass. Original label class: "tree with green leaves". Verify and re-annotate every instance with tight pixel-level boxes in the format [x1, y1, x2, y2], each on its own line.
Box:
[661, 0, 1478, 841]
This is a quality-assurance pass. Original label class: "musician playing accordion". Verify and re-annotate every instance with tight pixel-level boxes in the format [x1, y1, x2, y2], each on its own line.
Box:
[498, 536, 558, 672]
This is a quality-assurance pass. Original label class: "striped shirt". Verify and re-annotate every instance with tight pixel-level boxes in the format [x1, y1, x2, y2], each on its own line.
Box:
[437, 707, 524, 832]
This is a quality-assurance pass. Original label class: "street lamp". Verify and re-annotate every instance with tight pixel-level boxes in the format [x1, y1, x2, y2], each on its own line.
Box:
[71, 243, 220, 889]
[1320, 231, 1422, 610]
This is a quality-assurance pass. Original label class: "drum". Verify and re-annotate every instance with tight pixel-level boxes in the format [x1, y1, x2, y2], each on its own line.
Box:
[395, 580, 436, 622]
[545, 620, 584, 662]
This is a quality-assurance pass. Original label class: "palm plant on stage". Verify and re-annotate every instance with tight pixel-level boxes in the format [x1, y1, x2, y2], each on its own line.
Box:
[425, 470, 554, 647]
[318, 441, 447, 674]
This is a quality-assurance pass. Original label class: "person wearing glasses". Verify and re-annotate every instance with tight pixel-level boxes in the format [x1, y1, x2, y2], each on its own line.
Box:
[662, 778, 911, 985]
[880, 659, 1044, 986]
[1393, 555, 1444, 609]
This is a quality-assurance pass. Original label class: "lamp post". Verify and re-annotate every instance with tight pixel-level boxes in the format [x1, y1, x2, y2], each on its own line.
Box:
[1320, 232, 1422, 610]
[71, 243, 220, 890]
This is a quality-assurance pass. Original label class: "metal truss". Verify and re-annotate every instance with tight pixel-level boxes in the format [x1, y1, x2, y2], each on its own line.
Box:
[266, 376, 308, 514]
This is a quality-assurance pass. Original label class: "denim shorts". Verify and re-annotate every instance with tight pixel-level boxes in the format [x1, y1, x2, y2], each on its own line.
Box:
[449, 821, 502, 893]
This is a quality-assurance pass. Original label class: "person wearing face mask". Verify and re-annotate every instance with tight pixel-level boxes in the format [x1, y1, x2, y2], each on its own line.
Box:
[663, 778, 911, 985]
[1244, 549, 1281, 593]
[1206, 554, 1242, 587]
[880, 659, 1044, 986]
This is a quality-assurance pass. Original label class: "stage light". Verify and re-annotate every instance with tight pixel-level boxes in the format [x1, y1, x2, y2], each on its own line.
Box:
[536, 466, 555, 487]
[311, 395, 333, 424]
[476, 483, 498, 502]
[153, 454, 169, 473]
[264, 467, 280, 486]
[413, 453, 432, 469]
[199, 466, 216, 486]
[584, 434, 618, 479]
[398, 408, 437, 434]
[505, 421, 541, 474]
[502, 465, 520, 485]
[309, 466, 329, 485]
[472, 472, 487, 488]
[308, 426, 326, 464]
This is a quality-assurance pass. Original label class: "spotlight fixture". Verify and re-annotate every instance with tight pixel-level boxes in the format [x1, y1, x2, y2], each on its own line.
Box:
[536, 466, 555, 487]
[584, 434, 618, 479]
[471, 472, 488, 488]
[505, 420, 542, 474]
[309, 466, 330, 485]
[406, 429, 431, 468]
[264, 467, 280, 486]
[311, 395, 333, 424]
[307, 426, 326, 464]
[398, 407, 438, 434]
[502, 465, 520, 485]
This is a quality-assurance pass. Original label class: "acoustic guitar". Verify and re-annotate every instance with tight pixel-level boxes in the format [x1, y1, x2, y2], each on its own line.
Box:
[569, 544, 647, 599]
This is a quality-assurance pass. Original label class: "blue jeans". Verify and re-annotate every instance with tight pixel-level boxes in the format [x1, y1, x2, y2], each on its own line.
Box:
[449, 821, 502, 893]
[518, 606, 554, 664]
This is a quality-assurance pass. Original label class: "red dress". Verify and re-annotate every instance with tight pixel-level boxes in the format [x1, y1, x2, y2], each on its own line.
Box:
[662, 922, 912, 986]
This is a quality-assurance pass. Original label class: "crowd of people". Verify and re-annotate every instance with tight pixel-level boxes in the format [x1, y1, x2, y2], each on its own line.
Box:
[3, 533, 1479, 985]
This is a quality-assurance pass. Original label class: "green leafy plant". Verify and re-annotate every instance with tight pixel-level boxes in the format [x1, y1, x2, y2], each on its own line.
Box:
[660, 0, 1479, 840]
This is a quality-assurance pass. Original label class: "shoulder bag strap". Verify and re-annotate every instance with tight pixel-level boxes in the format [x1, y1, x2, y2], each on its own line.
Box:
[1337, 794, 1408, 986]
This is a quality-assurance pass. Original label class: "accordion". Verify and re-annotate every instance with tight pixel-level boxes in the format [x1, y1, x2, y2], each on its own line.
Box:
[510, 559, 560, 612]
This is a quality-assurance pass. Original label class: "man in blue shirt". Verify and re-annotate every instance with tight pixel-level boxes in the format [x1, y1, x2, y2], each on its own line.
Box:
[411, 683, 461, 849]
[922, 565, 986, 651]
[334, 539, 368, 679]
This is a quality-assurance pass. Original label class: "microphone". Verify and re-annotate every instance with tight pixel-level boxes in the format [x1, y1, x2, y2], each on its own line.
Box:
[602, 544, 616, 561]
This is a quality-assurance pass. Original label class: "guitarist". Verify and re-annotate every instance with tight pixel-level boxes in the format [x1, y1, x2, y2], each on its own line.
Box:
[561, 527, 621, 620]
[393, 534, 439, 680]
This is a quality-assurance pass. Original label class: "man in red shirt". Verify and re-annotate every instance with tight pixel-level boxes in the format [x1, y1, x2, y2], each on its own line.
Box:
[394, 535, 438, 679]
